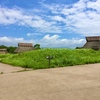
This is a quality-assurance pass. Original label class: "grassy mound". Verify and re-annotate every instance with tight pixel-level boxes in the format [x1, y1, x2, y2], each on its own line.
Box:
[0, 48, 100, 69]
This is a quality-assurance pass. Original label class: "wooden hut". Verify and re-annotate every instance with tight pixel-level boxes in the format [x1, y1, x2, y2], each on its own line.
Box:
[83, 36, 100, 50]
[0, 49, 7, 54]
[14, 43, 34, 53]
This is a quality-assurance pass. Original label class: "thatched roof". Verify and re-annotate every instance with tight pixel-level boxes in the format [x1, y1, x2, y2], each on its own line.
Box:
[14, 43, 34, 53]
[86, 36, 100, 42]
[83, 36, 100, 50]
[0, 49, 7, 51]
[18, 43, 33, 47]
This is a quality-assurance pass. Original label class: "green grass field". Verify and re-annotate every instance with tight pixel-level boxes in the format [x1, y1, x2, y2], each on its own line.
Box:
[0, 48, 100, 69]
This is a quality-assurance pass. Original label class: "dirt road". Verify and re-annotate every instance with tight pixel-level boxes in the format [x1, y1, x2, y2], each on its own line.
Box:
[0, 63, 100, 100]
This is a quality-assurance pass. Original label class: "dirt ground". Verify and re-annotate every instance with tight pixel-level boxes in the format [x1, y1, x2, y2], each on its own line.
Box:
[0, 63, 100, 100]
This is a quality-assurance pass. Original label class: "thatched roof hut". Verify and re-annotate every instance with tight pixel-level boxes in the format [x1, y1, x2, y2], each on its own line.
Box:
[83, 36, 100, 50]
[0, 49, 7, 54]
[14, 43, 34, 53]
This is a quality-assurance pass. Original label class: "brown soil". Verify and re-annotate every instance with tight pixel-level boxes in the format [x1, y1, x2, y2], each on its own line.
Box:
[0, 63, 100, 100]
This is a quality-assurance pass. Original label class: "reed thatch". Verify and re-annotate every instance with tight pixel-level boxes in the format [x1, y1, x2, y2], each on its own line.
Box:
[14, 43, 34, 53]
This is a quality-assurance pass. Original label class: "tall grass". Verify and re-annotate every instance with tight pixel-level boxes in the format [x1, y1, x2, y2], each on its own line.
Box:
[0, 48, 100, 69]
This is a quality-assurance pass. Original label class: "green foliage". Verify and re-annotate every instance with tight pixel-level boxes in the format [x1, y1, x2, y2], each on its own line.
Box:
[34, 44, 40, 49]
[0, 45, 7, 49]
[0, 48, 100, 69]
[7, 46, 16, 53]
[76, 47, 83, 49]
[0, 45, 16, 53]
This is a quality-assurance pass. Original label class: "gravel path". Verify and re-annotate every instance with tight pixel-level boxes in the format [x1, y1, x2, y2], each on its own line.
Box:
[0, 63, 100, 100]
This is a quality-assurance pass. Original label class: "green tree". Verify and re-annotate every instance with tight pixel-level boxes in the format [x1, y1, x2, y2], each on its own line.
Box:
[7, 46, 16, 53]
[0, 45, 7, 49]
[76, 47, 83, 49]
[34, 44, 40, 49]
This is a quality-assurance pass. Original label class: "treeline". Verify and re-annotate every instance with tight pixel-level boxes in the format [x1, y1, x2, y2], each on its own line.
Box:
[0, 45, 16, 53]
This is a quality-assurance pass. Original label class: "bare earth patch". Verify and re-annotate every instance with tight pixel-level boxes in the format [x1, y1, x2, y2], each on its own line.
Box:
[0, 63, 100, 100]
[0, 63, 24, 74]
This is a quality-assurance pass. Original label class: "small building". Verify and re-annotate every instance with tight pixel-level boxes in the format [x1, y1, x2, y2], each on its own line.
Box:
[83, 36, 100, 50]
[14, 43, 34, 53]
[0, 49, 7, 54]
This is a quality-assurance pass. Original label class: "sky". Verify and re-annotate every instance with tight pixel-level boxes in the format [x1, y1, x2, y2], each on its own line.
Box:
[0, 0, 100, 48]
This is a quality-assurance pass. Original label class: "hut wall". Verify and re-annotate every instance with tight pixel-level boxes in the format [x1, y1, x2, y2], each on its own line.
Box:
[0, 49, 7, 54]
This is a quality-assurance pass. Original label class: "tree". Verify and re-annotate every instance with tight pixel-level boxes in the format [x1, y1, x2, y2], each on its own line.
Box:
[34, 44, 40, 49]
[7, 46, 16, 53]
[76, 47, 83, 49]
[0, 45, 7, 49]
[0, 45, 16, 53]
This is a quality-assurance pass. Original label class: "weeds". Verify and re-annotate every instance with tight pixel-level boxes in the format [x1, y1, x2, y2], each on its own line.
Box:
[0, 48, 100, 69]
[0, 72, 3, 74]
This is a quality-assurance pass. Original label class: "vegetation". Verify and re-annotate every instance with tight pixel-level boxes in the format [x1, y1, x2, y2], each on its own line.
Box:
[76, 47, 83, 49]
[0, 45, 7, 49]
[34, 44, 41, 49]
[0, 45, 16, 53]
[0, 48, 100, 69]
[0, 72, 3, 74]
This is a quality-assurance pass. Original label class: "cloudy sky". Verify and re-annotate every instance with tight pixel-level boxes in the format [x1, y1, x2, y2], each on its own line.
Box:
[0, 0, 100, 48]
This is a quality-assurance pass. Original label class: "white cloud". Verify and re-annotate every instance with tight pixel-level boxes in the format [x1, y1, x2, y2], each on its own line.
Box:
[0, 0, 100, 48]
[0, 36, 34, 46]
[0, 35, 85, 48]
[40, 34, 85, 48]
[27, 33, 42, 36]
[0, 36, 11, 42]
[51, 16, 65, 22]
[41, 0, 100, 36]
[87, 0, 100, 13]
[43, 34, 60, 41]
[0, 7, 62, 33]
[27, 33, 31, 36]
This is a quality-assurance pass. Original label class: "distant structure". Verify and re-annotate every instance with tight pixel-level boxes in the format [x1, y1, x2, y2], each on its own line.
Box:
[14, 43, 34, 53]
[83, 36, 100, 50]
[0, 49, 7, 54]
